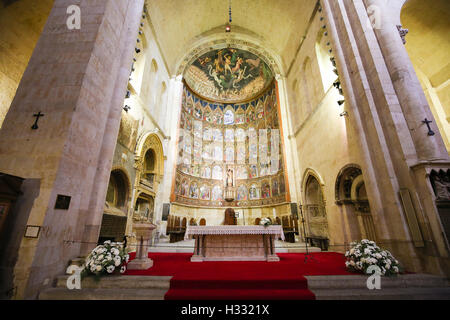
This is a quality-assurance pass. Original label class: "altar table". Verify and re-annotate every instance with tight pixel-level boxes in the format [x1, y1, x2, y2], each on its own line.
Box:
[184, 225, 284, 262]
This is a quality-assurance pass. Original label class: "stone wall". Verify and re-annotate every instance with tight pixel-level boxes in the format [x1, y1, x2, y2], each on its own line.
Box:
[0, 0, 54, 128]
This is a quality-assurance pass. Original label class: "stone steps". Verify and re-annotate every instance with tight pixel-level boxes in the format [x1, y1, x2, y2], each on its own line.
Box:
[55, 275, 171, 289]
[39, 287, 168, 300]
[312, 287, 450, 300]
[305, 274, 450, 300]
[39, 275, 171, 300]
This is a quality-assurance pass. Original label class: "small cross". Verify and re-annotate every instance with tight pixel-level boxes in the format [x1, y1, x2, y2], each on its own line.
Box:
[422, 118, 435, 136]
[31, 112, 44, 130]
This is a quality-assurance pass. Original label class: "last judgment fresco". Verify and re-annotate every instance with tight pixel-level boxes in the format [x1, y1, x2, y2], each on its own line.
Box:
[172, 81, 289, 208]
[184, 48, 274, 103]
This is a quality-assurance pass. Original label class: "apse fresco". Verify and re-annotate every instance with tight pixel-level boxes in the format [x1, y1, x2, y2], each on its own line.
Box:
[173, 82, 289, 208]
[184, 48, 274, 103]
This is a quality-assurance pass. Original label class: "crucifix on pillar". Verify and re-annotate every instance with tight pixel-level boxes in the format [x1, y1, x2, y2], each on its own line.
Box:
[31, 112, 44, 130]
[422, 118, 435, 136]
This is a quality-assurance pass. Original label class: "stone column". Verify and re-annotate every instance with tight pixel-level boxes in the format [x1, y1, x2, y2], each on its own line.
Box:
[275, 74, 300, 203]
[363, 0, 449, 162]
[0, 0, 143, 299]
[321, 0, 449, 275]
[80, 0, 145, 256]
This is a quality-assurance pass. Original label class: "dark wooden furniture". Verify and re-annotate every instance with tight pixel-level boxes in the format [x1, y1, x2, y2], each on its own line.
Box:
[167, 215, 186, 243]
[224, 208, 237, 225]
[306, 236, 329, 251]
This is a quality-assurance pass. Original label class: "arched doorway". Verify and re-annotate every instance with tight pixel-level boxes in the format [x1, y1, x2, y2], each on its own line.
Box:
[335, 165, 377, 242]
[129, 133, 165, 247]
[99, 169, 130, 244]
[304, 171, 329, 247]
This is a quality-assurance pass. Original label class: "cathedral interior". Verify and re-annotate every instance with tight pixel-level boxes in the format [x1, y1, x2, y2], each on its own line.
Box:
[0, 0, 449, 300]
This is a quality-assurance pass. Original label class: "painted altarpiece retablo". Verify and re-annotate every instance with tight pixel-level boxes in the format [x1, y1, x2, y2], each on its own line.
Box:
[173, 48, 288, 208]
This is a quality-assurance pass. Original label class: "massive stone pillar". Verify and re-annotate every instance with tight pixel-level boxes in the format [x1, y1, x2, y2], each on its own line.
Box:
[321, 0, 450, 275]
[0, 0, 143, 299]
[80, 0, 145, 256]
[276, 74, 299, 203]
[363, 0, 448, 161]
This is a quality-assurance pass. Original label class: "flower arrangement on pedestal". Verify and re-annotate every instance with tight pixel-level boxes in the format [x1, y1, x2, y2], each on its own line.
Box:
[260, 218, 272, 227]
[82, 241, 129, 277]
[345, 239, 401, 276]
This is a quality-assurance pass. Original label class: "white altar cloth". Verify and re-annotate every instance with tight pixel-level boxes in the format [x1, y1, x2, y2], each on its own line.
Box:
[185, 225, 285, 241]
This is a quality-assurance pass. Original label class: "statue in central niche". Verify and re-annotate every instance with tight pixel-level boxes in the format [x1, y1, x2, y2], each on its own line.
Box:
[226, 168, 234, 187]
[224, 208, 237, 225]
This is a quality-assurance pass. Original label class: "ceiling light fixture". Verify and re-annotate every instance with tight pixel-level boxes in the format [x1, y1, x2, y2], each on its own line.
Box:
[226, 0, 232, 33]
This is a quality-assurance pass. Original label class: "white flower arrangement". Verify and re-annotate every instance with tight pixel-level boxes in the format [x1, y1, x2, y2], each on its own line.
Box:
[260, 218, 272, 227]
[82, 240, 129, 277]
[345, 239, 401, 276]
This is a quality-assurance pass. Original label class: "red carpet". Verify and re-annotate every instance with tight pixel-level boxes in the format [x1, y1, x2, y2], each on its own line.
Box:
[125, 252, 352, 300]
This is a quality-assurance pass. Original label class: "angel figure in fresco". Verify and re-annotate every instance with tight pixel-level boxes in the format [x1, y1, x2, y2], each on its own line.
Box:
[214, 50, 224, 73]
[223, 54, 233, 74]
[198, 56, 211, 66]
[233, 66, 253, 89]
[231, 57, 244, 74]
[208, 65, 224, 89]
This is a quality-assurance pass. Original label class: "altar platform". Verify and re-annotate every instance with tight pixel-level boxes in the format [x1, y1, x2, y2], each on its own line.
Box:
[183, 225, 283, 262]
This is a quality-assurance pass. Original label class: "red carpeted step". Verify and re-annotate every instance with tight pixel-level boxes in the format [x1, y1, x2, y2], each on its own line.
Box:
[164, 288, 316, 300]
[124, 252, 353, 300]
[170, 278, 309, 290]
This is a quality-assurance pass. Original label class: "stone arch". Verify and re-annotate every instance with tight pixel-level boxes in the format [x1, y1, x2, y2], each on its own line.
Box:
[301, 168, 325, 199]
[299, 57, 313, 118]
[135, 132, 165, 177]
[175, 29, 283, 76]
[100, 167, 131, 243]
[335, 164, 362, 204]
[302, 168, 329, 239]
[350, 175, 366, 202]
[335, 164, 376, 241]
[107, 166, 132, 211]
